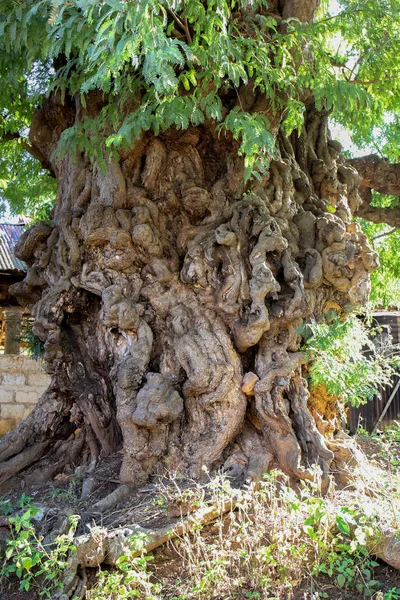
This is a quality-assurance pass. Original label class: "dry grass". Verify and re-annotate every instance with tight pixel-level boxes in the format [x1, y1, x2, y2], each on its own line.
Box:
[86, 453, 400, 600]
[3, 433, 400, 600]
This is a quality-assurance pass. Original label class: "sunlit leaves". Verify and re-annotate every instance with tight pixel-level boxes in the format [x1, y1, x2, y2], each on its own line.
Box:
[0, 141, 57, 219]
[1, 0, 400, 206]
[221, 108, 275, 180]
[360, 211, 400, 309]
[301, 314, 400, 407]
[310, 0, 400, 156]
[0, 0, 294, 191]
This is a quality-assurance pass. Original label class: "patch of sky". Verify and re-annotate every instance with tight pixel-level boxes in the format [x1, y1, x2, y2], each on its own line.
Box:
[0, 205, 22, 224]
[327, 0, 375, 156]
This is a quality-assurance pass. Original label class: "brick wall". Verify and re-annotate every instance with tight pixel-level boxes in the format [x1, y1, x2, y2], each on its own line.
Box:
[0, 355, 50, 436]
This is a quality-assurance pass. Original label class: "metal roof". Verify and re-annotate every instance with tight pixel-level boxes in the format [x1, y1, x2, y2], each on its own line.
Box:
[0, 224, 27, 273]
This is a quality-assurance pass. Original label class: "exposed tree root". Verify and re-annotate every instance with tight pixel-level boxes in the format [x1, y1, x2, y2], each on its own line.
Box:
[55, 471, 400, 599]
[91, 484, 133, 513]
[0, 441, 50, 487]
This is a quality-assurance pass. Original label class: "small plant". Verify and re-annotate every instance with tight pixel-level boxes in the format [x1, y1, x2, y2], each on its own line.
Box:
[17, 494, 36, 509]
[49, 475, 81, 502]
[359, 422, 400, 476]
[20, 317, 44, 361]
[152, 471, 207, 516]
[0, 499, 79, 597]
[380, 588, 400, 600]
[87, 532, 161, 600]
[152, 494, 167, 510]
[0, 499, 14, 516]
[311, 507, 381, 596]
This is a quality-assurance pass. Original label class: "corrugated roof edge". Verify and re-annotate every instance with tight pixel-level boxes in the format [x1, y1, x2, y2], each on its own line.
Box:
[0, 223, 27, 272]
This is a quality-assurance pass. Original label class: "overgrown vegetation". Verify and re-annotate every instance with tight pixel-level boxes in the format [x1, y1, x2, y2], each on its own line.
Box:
[2, 459, 400, 599]
[357, 422, 400, 476]
[0, 495, 78, 597]
[361, 213, 400, 309]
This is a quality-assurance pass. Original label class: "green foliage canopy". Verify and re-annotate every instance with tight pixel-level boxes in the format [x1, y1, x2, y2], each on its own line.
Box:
[360, 209, 400, 309]
[0, 141, 56, 219]
[1, 0, 400, 306]
[1, 0, 400, 196]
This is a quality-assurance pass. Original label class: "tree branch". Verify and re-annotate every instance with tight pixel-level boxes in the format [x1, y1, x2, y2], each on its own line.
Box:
[348, 154, 400, 227]
[372, 227, 397, 242]
[349, 155, 400, 197]
[313, 8, 365, 25]
[167, 9, 192, 44]
[357, 202, 400, 227]
[2, 132, 55, 176]
[282, 0, 320, 23]
[348, 74, 400, 86]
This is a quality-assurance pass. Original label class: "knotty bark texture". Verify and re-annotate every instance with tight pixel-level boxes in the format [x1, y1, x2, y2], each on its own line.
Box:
[0, 93, 380, 491]
[350, 154, 400, 226]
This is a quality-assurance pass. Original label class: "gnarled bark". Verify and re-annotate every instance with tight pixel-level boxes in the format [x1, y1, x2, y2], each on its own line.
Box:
[349, 154, 400, 226]
[0, 96, 379, 493]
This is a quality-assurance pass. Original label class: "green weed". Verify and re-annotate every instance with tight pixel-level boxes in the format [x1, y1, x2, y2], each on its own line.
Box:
[0, 498, 79, 597]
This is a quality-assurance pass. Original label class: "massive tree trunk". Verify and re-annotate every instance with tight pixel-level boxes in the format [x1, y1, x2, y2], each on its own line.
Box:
[0, 92, 380, 491]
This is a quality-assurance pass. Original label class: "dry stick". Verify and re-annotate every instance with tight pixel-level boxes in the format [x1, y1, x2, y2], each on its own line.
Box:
[372, 377, 400, 434]
[135, 493, 240, 556]
[72, 486, 247, 569]
[372, 227, 397, 242]
[57, 487, 245, 597]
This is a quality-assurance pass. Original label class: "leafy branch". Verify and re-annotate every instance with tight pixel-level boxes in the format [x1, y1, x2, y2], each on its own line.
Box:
[301, 314, 400, 407]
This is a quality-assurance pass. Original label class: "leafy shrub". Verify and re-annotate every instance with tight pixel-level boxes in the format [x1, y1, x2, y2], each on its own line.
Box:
[0, 495, 79, 597]
[301, 313, 400, 407]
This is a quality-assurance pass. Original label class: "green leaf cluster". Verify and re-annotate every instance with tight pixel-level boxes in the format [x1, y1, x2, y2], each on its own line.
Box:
[301, 313, 400, 407]
[358, 190, 400, 309]
[360, 212, 400, 309]
[0, 0, 304, 188]
[1, 0, 400, 214]
[0, 496, 79, 597]
[21, 317, 45, 361]
[311, 0, 400, 156]
[0, 141, 57, 219]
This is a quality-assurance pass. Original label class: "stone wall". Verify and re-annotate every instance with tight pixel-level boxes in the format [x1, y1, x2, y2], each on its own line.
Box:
[0, 355, 50, 435]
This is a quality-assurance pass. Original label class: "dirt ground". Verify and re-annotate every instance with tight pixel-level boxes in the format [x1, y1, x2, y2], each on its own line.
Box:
[1, 434, 400, 600]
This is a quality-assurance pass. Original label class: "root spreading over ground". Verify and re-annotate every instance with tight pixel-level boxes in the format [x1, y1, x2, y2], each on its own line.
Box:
[1, 433, 400, 600]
